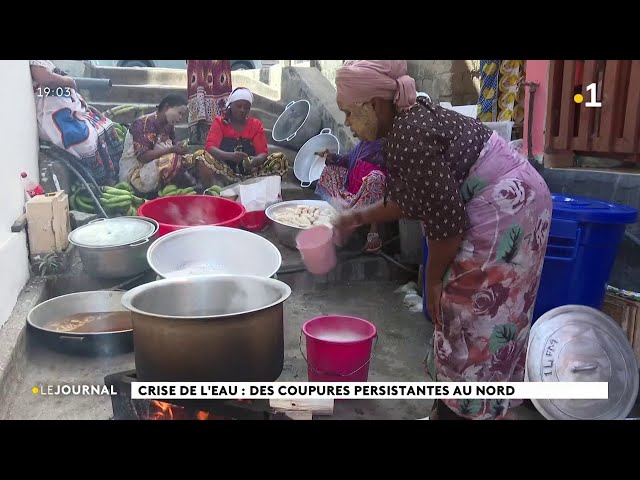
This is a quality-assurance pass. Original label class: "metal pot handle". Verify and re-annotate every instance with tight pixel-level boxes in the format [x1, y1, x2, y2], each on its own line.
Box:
[285, 101, 295, 110]
[129, 238, 149, 247]
[286, 131, 297, 142]
[320, 128, 332, 135]
[88, 218, 106, 224]
[59, 335, 85, 341]
[298, 330, 378, 378]
[301, 181, 312, 188]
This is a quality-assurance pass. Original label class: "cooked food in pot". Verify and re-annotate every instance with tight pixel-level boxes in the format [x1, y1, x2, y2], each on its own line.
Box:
[46, 312, 132, 333]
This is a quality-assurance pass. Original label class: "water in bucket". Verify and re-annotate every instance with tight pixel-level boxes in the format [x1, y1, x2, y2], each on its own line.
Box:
[296, 225, 337, 275]
[301, 315, 377, 382]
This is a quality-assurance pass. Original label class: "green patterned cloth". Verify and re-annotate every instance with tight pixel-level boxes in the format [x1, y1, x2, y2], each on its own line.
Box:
[606, 285, 640, 303]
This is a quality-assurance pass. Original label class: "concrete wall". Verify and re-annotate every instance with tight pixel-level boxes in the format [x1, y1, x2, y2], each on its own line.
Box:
[314, 60, 344, 88]
[0, 61, 39, 329]
[281, 67, 357, 152]
[408, 60, 480, 105]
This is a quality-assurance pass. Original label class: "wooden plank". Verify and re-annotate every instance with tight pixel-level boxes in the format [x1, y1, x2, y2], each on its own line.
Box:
[572, 60, 599, 151]
[11, 213, 27, 233]
[543, 153, 575, 168]
[270, 398, 334, 416]
[602, 292, 640, 365]
[633, 307, 640, 365]
[593, 61, 623, 152]
[544, 61, 562, 152]
[553, 60, 577, 151]
[615, 60, 640, 153]
[284, 411, 314, 420]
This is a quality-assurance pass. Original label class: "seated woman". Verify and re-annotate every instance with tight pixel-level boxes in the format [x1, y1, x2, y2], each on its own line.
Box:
[314, 140, 387, 252]
[192, 87, 288, 188]
[118, 95, 191, 193]
[29, 60, 124, 185]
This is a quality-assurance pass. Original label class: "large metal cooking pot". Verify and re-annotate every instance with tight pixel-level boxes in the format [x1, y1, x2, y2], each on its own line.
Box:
[293, 128, 340, 188]
[121, 275, 292, 382]
[146, 226, 282, 279]
[68, 216, 159, 279]
[27, 290, 133, 356]
[271, 100, 322, 150]
[265, 199, 337, 249]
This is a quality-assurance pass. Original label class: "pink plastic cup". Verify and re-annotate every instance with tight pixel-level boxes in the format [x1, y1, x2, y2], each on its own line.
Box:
[296, 225, 337, 275]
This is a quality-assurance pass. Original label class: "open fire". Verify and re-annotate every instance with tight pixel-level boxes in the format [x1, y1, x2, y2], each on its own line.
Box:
[147, 400, 225, 420]
[105, 370, 291, 421]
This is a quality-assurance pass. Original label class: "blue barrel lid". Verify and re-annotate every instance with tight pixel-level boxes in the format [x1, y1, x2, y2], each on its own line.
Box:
[551, 194, 638, 224]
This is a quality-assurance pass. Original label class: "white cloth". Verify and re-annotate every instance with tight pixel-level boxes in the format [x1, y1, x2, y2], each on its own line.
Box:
[226, 88, 253, 106]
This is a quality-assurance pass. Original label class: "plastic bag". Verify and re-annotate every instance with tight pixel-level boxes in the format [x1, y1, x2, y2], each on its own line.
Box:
[221, 176, 282, 212]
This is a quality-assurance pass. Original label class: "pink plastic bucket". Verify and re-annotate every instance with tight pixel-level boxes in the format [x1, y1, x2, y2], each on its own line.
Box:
[295, 225, 337, 275]
[300, 315, 378, 382]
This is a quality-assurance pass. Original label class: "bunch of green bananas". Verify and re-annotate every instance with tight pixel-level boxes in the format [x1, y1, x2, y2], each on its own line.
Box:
[70, 182, 145, 216]
[157, 185, 197, 197]
[113, 123, 128, 143]
[204, 185, 223, 196]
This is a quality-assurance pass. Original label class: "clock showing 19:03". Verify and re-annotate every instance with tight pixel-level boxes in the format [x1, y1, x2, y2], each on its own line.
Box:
[35, 87, 72, 97]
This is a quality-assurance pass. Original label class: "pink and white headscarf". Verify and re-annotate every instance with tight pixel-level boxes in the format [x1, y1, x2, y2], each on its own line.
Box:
[335, 60, 417, 111]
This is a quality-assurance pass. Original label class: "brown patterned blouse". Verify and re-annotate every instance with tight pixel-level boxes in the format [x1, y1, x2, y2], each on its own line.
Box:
[384, 96, 493, 241]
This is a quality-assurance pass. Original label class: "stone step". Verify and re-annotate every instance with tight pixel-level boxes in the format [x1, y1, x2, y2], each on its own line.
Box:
[91, 66, 187, 86]
[90, 84, 286, 117]
[92, 101, 280, 134]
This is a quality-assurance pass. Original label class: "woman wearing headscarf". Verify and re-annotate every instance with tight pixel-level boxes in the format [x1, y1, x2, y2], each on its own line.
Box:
[331, 60, 552, 420]
[190, 87, 288, 188]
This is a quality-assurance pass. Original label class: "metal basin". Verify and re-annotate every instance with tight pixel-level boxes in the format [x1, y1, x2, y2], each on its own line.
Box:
[146, 226, 282, 279]
[27, 290, 133, 356]
[121, 275, 292, 382]
[265, 199, 337, 249]
[68, 217, 159, 279]
[293, 128, 340, 188]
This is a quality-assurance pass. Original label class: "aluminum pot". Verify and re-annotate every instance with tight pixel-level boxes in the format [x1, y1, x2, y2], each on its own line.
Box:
[68, 217, 159, 279]
[293, 128, 340, 188]
[271, 99, 322, 150]
[27, 290, 133, 356]
[265, 199, 337, 249]
[121, 274, 292, 382]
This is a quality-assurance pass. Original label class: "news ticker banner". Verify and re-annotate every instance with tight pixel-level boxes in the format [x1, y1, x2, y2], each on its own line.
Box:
[130, 382, 609, 400]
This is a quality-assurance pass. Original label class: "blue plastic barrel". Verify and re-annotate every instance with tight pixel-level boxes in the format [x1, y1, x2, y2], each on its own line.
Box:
[532, 194, 638, 322]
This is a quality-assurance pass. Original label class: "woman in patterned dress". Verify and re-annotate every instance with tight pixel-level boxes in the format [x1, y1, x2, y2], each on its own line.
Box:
[118, 95, 190, 193]
[332, 60, 552, 420]
[187, 60, 233, 145]
[29, 60, 124, 185]
[314, 140, 387, 252]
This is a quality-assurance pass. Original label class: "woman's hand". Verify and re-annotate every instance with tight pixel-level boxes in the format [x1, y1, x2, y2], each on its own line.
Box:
[332, 211, 363, 246]
[315, 148, 337, 165]
[426, 281, 443, 326]
[231, 151, 248, 163]
[249, 156, 266, 173]
[171, 143, 188, 155]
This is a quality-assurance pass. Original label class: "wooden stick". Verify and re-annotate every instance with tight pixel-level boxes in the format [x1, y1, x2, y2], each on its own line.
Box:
[270, 398, 334, 416]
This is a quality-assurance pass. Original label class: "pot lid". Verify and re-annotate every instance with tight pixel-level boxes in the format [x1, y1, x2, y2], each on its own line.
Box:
[272, 100, 310, 142]
[551, 194, 638, 224]
[69, 217, 155, 248]
[526, 305, 639, 420]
